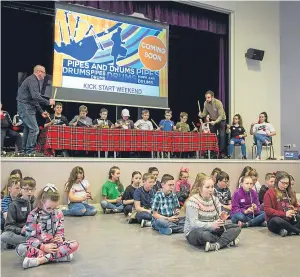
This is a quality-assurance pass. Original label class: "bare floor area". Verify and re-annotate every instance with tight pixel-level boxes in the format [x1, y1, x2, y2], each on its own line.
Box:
[1, 214, 300, 277]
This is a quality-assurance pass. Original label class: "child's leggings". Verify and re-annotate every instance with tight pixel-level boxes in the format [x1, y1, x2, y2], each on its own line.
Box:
[26, 240, 79, 261]
[267, 216, 300, 235]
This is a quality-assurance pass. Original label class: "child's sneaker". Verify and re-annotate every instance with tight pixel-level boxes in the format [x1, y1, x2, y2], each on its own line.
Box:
[159, 228, 172, 235]
[279, 229, 288, 237]
[238, 221, 248, 228]
[16, 243, 27, 257]
[141, 219, 151, 228]
[228, 238, 240, 247]
[56, 253, 73, 262]
[205, 242, 220, 252]
[261, 221, 267, 227]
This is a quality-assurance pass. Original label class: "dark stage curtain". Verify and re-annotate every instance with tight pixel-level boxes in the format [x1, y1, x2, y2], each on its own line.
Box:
[68, 1, 228, 103]
[68, 1, 227, 34]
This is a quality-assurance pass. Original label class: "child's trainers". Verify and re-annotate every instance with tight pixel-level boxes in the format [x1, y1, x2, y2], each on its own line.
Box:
[141, 219, 151, 228]
[238, 221, 248, 228]
[56, 253, 73, 262]
[228, 238, 240, 247]
[205, 242, 220, 252]
[16, 243, 27, 257]
[279, 229, 288, 237]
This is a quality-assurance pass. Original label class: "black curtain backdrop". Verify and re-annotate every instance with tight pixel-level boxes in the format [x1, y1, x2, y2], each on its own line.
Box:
[1, 1, 228, 127]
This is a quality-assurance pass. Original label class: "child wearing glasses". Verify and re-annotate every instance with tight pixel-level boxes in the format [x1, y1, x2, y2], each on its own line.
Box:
[1, 177, 36, 249]
[21, 184, 79, 269]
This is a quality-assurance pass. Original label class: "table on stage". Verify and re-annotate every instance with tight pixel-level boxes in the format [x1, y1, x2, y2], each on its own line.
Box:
[37, 126, 219, 158]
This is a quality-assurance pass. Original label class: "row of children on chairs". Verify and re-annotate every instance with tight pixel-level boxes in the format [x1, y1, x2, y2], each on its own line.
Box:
[41, 101, 275, 159]
[1, 165, 298, 268]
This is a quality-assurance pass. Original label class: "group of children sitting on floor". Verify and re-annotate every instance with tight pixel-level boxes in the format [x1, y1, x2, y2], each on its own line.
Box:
[1, 166, 299, 269]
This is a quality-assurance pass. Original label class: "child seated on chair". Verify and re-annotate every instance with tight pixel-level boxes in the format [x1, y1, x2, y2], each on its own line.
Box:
[158, 110, 176, 131]
[44, 102, 68, 127]
[134, 109, 153, 130]
[250, 111, 276, 160]
[115, 109, 134, 129]
[44, 102, 69, 157]
[227, 114, 247, 159]
[175, 112, 193, 158]
[93, 108, 114, 129]
[1, 103, 23, 153]
[69, 105, 92, 127]
[152, 174, 185, 235]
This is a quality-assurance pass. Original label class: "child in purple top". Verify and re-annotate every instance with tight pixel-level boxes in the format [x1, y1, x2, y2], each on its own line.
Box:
[231, 176, 265, 228]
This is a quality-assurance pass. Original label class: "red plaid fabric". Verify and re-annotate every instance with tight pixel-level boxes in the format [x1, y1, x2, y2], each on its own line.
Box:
[172, 132, 219, 152]
[37, 126, 219, 154]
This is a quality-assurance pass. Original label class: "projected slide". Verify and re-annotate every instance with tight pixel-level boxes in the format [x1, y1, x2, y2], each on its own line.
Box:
[53, 3, 168, 108]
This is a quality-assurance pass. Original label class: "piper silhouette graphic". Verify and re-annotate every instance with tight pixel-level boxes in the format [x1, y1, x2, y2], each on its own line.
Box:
[111, 27, 128, 66]
[54, 11, 104, 61]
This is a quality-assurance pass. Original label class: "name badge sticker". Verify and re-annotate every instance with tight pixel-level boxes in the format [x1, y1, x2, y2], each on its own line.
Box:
[240, 199, 245, 203]
[21, 207, 27, 212]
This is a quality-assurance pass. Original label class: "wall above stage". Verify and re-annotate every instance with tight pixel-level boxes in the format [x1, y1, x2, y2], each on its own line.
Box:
[197, 1, 281, 157]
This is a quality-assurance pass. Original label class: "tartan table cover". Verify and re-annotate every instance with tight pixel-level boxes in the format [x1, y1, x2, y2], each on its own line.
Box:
[37, 126, 219, 154]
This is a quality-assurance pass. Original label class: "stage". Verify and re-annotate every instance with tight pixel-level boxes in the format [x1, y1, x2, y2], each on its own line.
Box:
[1, 158, 299, 204]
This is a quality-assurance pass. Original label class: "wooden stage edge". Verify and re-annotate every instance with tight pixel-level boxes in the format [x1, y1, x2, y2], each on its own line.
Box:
[1, 158, 300, 199]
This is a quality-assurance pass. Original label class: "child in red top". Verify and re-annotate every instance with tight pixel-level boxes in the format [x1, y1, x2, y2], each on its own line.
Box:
[175, 168, 192, 206]
[264, 171, 300, 237]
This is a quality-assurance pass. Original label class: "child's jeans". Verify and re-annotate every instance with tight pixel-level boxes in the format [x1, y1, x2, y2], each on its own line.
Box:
[228, 138, 246, 157]
[152, 217, 185, 234]
[136, 211, 152, 223]
[63, 202, 97, 216]
[231, 211, 265, 227]
[100, 201, 124, 212]
[123, 204, 133, 216]
[254, 134, 271, 157]
[1, 231, 26, 246]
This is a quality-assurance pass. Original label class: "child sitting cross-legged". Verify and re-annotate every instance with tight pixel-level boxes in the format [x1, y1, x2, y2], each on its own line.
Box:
[22, 184, 79, 269]
[148, 167, 161, 193]
[175, 167, 192, 207]
[101, 166, 124, 214]
[1, 177, 36, 249]
[63, 166, 97, 217]
[133, 173, 155, 227]
[259, 173, 276, 205]
[231, 176, 265, 228]
[122, 171, 142, 218]
[184, 176, 241, 252]
[151, 174, 185, 235]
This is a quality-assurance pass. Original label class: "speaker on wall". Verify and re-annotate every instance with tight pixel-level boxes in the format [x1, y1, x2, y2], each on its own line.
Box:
[245, 48, 265, 61]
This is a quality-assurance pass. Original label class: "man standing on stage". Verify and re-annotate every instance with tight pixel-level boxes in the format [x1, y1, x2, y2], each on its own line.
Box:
[16, 65, 55, 154]
[199, 90, 227, 158]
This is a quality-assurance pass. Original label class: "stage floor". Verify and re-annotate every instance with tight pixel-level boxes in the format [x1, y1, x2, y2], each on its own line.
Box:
[1, 214, 300, 277]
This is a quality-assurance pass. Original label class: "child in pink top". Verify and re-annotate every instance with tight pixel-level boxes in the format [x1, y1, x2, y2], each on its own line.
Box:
[175, 168, 192, 206]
